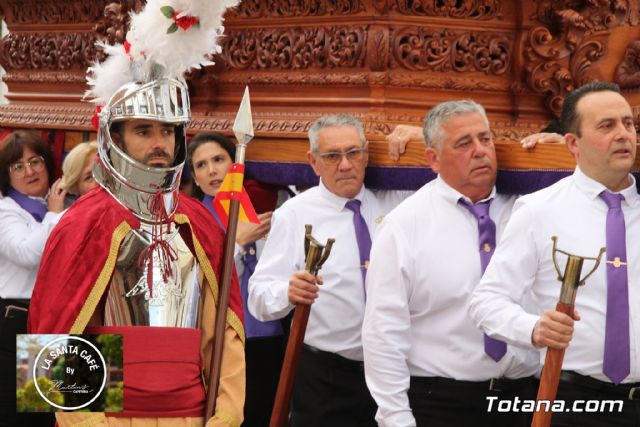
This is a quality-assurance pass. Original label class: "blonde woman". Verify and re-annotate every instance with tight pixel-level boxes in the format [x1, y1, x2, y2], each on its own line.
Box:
[60, 141, 98, 198]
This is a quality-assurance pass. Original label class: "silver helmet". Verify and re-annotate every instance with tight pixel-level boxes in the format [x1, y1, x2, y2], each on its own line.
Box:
[93, 78, 191, 223]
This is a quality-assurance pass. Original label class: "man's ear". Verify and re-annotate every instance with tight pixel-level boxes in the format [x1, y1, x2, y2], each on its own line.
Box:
[110, 130, 124, 149]
[424, 147, 440, 173]
[564, 133, 579, 160]
[307, 151, 321, 177]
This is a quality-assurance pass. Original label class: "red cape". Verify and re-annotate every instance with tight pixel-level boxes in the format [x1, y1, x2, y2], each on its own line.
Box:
[28, 187, 243, 334]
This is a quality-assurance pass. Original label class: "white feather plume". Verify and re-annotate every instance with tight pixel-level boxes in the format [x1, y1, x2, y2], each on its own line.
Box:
[85, 42, 135, 106]
[86, 0, 239, 105]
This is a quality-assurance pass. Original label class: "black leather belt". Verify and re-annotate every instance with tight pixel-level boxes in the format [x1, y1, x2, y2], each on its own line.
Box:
[0, 298, 29, 319]
[560, 370, 640, 401]
[411, 375, 536, 392]
[302, 344, 365, 372]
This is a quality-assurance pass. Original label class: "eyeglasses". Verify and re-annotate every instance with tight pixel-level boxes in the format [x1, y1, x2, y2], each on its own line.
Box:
[9, 156, 45, 174]
[316, 147, 367, 165]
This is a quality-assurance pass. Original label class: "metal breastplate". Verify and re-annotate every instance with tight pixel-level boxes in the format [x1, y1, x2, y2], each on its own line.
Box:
[103, 222, 201, 327]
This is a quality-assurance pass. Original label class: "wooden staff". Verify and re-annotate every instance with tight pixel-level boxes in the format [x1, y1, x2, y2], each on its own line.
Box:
[270, 225, 334, 427]
[205, 87, 254, 420]
[531, 237, 604, 427]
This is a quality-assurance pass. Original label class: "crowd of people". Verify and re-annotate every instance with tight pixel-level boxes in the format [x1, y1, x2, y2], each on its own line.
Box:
[1, 81, 639, 427]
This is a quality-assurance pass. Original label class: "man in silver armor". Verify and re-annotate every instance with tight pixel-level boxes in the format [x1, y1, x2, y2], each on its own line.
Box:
[29, 76, 246, 427]
[28, 2, 245, 426]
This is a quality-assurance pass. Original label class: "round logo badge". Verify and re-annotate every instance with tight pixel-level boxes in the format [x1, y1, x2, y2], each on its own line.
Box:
[33, 336, 107, 410]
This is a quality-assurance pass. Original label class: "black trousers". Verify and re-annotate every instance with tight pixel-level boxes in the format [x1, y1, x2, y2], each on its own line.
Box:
[0, 298, 54, 427]
[408, 375, 537, 427]
[242, 335, 286, 427]
[291, 345, 377, 427]
[550, 371, 640, 427]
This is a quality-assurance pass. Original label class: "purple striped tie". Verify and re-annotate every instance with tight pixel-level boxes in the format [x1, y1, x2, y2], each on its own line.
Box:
[599, 190, 630, 384]
[459, 198, 507, 362]
[345, 200, 372, 290]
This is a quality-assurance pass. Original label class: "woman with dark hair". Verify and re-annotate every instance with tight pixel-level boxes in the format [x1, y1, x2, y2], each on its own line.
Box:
[0, 130, 67, 296]
[0, 131, 65, 426]
[188, 132, 286, 427]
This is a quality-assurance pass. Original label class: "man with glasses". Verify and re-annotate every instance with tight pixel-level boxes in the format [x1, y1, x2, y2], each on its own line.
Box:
[249, 114, 411, 426]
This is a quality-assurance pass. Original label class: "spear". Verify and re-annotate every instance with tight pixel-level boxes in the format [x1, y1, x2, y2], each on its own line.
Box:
[206, 86, 254, 420]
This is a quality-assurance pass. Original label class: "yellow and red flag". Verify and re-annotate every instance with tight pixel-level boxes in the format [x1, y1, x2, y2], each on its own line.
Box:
[212, 163, 260, 229]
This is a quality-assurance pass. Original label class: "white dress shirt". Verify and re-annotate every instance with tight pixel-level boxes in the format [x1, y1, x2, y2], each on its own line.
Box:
[0, 196, 63, 298]
[248, 180, 409, 361]
[469, 166, 640, 384]
[363, 176, 540, 427]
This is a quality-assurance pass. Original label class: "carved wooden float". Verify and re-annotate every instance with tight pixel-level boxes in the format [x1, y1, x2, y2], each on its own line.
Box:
[0, 1, 639, 190]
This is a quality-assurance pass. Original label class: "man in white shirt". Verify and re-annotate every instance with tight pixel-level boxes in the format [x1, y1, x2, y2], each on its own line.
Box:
[249, 114, 408, 426]
[363, 100, 539, 427]
[469, 82, 640, 426]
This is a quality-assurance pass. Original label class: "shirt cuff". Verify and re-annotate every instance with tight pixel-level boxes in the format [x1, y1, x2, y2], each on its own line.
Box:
[514, 312, 541, 349]
[377, 410, 416, 427]
[234, 242, 244, 258]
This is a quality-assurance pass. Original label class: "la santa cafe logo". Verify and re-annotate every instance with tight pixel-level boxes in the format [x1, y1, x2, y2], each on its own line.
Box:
[33, 336, 107, 410]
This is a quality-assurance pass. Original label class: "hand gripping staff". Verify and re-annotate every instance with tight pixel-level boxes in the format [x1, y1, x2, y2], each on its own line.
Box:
[531, 237, 605, 427]
[270, 225, 334, 427]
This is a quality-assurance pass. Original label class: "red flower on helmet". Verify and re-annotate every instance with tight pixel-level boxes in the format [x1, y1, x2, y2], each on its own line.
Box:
[172, 11, 199, 31]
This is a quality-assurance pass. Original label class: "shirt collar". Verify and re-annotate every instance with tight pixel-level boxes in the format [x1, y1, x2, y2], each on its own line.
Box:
[573, 166, 639, 207]
[433, 175, 496, 206]
[318, 179, 366, 212]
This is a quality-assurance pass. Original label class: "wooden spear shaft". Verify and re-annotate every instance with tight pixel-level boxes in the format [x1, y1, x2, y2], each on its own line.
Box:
[205, 86, 254, 420]
[206, 197, 241, 420]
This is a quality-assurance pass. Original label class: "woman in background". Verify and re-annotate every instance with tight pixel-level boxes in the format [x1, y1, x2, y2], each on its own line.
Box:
[0, 131, 66, 426]
[188, 132, 287, 427]
[60, 141, 98, 200]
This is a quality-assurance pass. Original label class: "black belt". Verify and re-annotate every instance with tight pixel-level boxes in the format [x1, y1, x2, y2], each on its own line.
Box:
[411, 375, 537, 393]
[560, 370, 640, 401]
[0, 298, 29, 319]
[302, 344, 364, 372]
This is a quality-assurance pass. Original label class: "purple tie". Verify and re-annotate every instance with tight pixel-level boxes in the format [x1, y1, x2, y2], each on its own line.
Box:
[459, 198, 507, 362]
[599, 190, 630, 384]
[345, 200, 372, 289]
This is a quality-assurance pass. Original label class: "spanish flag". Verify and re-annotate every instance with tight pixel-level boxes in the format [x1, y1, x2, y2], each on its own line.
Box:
[212, 163, 260, 228]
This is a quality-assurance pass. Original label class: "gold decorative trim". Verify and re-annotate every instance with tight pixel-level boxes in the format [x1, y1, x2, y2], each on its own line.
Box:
[69, 221, 132, 334]
[175, 214, 246, 344]
[214, 410, 241, 427]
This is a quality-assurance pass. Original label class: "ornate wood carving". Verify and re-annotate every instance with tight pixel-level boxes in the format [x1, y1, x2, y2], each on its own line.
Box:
[367, 25, 389, 72]
[390, 28, 512, 74]
[0, 103, 93, 127]
[218, 71, 370, 86]
[524, 0, 629, 116]
[3, 71, 86, 83]
[221, 27, 367, 70]
[94, 1, 143, 46]
[0, 0, 639, 170]
[3, 0, 111, 24]
[387, 72, 510, 90]
[0, 32, 97, 71]
[615, 40, 640, 90]
[390, 0, 502, 20]
[227, 0, 365, 18]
